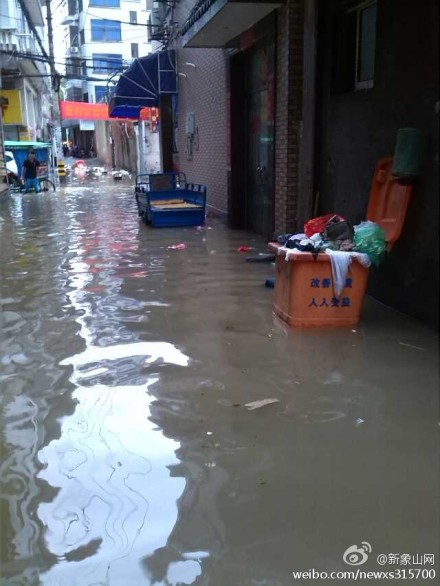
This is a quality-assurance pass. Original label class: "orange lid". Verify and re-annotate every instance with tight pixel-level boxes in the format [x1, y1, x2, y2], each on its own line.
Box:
[366, 157, 413, 246]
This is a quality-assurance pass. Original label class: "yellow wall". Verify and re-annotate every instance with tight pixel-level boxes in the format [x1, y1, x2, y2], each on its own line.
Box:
[0, 89, 24, 125]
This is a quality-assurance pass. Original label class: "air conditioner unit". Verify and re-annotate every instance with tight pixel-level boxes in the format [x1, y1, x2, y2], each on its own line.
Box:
[70, 47, 80, 55]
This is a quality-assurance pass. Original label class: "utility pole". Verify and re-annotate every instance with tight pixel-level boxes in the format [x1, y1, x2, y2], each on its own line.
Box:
[46, 0, 62, 171]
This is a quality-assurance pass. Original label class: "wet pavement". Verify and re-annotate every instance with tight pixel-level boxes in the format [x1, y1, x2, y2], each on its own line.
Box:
[0, 178, 438, 586]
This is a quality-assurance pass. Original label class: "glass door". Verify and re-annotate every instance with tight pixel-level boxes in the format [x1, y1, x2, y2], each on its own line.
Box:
[246, 44, 275, 237]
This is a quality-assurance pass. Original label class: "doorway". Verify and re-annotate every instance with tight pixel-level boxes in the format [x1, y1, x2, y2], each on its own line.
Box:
[246, 42, 275, 237]
[229, 26, 276, 238]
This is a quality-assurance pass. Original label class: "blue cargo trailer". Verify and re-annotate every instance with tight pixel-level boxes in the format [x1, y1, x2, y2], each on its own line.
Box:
[135, 172, 206, 227]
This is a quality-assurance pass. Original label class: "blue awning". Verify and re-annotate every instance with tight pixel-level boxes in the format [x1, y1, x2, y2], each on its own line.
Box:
[108, 50, 177, 119]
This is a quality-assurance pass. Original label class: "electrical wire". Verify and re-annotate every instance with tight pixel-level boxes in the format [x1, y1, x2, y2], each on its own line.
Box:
[85, 11, 151, 26]
[0, 49, 150, 70]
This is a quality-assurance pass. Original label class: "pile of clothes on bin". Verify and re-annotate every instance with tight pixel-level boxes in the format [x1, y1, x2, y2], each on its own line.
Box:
[277, 214, 387, 265]
[275, 214, 387, 297]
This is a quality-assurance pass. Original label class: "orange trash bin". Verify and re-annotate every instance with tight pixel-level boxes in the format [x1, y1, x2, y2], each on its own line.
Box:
[269, 158, 413, 327]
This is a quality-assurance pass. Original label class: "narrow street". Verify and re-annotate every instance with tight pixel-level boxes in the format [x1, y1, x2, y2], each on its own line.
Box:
[0, 179, 438, 586]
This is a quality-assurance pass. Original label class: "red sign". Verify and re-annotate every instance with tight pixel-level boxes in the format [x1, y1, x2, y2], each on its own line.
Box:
[60, 101, 159, 122]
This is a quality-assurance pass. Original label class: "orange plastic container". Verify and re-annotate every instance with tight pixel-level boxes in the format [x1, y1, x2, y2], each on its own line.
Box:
[269, 158, 413, 327]
[268, 245, 370, 326]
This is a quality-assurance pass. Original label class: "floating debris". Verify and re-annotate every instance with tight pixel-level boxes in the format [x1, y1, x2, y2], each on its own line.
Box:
[245, 398, 279, 411]
[399, 342, 427, 352]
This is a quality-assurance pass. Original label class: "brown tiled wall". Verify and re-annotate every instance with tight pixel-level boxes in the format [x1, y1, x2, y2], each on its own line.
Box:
[275, 0, 304, 234]
[172, 0, 304, 225]
[172, 1, 229, 216]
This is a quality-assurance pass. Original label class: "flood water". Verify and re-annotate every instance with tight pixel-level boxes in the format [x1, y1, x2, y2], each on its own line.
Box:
[0, 179, 438, 585]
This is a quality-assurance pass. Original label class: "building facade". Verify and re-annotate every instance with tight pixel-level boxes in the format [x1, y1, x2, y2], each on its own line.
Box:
[62, 0, 151, 152]
[147, 0, 439, 327]
[0, 0, 52, 143]
[64, 0, 151, 104]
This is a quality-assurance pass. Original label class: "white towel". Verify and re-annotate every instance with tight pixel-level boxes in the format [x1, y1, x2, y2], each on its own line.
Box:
[326, 249, 371, 297]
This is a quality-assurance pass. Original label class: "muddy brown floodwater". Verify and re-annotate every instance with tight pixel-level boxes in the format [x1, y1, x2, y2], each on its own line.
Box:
[0, 179, 438, 585]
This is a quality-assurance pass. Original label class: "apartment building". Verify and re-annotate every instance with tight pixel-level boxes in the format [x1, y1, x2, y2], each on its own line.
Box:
[63, 0, 151, 104]
[61, 0, 151, 149]
[0, 0, 52, 142]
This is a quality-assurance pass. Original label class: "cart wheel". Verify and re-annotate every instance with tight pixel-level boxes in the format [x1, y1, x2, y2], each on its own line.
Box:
[39, 178, 56, 192]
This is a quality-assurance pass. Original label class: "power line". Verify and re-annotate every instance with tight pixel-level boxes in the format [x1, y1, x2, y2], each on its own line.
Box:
[0, 49, 152, 70]
[1, 72, 121, 82]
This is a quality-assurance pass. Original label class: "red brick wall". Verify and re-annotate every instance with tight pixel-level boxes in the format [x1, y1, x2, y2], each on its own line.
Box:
[172, 1, 229, 216]
[274, 0, 304, 233]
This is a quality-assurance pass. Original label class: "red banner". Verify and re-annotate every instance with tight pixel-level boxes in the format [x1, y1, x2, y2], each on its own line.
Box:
[60, 101, 158, 122]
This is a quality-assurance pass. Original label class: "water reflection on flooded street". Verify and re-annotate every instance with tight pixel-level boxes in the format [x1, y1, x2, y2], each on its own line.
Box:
[0, 180, 438, 585]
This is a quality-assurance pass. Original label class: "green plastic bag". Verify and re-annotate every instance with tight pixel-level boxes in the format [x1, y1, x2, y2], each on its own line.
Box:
[353, 221, 387, 266]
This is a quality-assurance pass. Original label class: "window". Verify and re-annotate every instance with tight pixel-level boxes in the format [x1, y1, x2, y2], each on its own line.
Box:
[66, 87, 82, 101]
[69, 25, 79, 46]
[91, 19, 121, 42]
[356, 2, 377, 89]
[90, 0, 120, 6]
[331, 1, 377, 93]
[95, 86, 108, 103]
[67, 57, 81, 77]
[92, 53, 123, 73]
[131, 43, 139, 59]
[129, 11, 137, 24]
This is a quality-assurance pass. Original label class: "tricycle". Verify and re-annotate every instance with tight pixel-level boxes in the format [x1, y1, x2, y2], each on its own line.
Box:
[3, 141, 56, 192]
[135, 172, 207, 227]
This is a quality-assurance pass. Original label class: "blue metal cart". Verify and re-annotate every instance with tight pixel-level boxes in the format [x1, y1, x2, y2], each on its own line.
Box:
[135, 172, 206, 227]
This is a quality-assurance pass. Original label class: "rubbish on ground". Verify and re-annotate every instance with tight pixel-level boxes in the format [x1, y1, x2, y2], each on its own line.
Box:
[353, 221, 387, 265]
[245, 398, 279, 410]
[258, 478, 268, 485]
[167, 243, 186, 250]
[237, 246, 254, 252]
[71, 159, 86, 169]
[265, 278, 275, 288]
[399, 342, 427, 351]
[355, 418, 365, 426]
[245, 253, 276, 263]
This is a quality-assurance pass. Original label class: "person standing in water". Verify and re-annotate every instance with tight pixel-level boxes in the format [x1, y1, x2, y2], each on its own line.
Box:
[21, 150, 41, 193]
